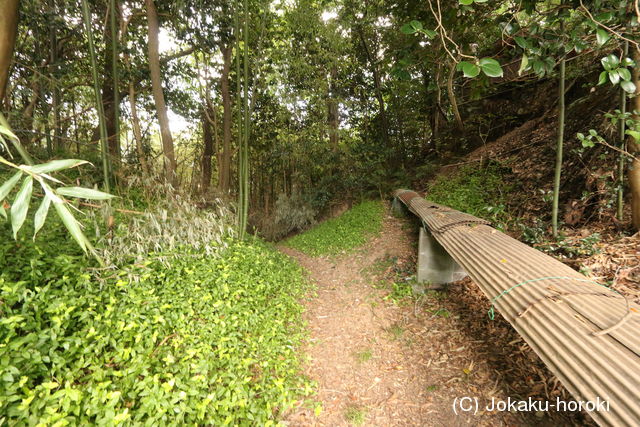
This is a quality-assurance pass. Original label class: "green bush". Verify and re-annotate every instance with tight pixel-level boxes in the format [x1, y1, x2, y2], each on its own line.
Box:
[0, 239, 313, 425]
[426, 162, 516, 228]
[284, 200, 384, 256]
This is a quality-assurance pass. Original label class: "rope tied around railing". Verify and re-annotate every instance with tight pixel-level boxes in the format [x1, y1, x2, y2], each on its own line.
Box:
[487, 275, 633, 336]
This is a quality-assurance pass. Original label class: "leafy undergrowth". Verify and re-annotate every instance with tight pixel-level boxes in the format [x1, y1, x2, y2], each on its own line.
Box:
[0, 230, 313, 424]
[426, 161, 517, 230]
[284, 200, 383, 256]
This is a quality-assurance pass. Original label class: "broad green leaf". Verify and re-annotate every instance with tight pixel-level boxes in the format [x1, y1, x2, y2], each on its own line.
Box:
[601, 54, 619, 70]
[608, 70, 620, 85]
[409, 20, 423, 31]
[622, 57, 636, 67]
[27, 159, 89, 174]
[400, 23, 415, 34]
[33, 195, 52, 239]
[596, 28, 611, 46]
[0, 171, 22, 202]
[514, 36, 529, 50]
[401, 20, 423, 35]
[479, 57, 503, 77]
[10, 176, 33, 239]
[457, 61, 480, 78]
[626, 130, 640, 141]
[621, 80, 636, 94]
[597, 71, 608, 85]
[532, 59, 545, 76]
[617, 67, 631, 81]
[57, 186, 114, 200]
[53, 201, 88, 253]
[459, 0, 474, 5]
[518, 54, 528, 76]
[422, 29, 437, 39]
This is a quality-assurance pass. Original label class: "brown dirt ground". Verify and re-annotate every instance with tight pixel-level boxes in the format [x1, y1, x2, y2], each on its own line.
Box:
[280, 205, 593, 426]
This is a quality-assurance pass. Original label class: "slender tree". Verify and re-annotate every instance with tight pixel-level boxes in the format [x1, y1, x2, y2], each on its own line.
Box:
[110, 0, 121, 164]
[145, 0, 177, 187]
[630, 46, 640, 229]
[617, 40, 628, 221]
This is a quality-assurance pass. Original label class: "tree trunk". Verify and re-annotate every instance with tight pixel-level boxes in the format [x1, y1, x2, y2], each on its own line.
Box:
[0, 0, 19, 104]
[201, 106, 214, 192]
[218, 44, 233, 194]
[629, 47, 640, 230]
[327, 65, 339, 149]
[145, 0, 177, 187]
[552, 58, 566, 238]
[356, 26, 390, 157]
[447, 60, 464, 133]
[128, 81, 148, 175]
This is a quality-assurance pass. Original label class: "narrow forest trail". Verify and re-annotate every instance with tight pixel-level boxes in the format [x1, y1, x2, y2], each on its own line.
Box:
[279, 206, 545, 427]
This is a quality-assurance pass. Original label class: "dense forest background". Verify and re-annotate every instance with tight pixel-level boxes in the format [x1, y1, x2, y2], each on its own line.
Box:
[2, 0, 639, 243]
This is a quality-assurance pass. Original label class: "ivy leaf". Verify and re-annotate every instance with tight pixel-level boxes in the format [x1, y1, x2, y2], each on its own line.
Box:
[608, 70, 620, 85]
[11, 176, 33, 239]
[33, 195, 52, 239]
[532, 59, 545, 76]
[621, 80, 636, 94]
[57, 187, 115, 200]
[596, 28, 611, 46]
[479, 57, 503, 77]
[0, 171, 22, 202]
[514, 36, 529, 50]
[459, 0, 474, 5]
[457, 61, 480, 78]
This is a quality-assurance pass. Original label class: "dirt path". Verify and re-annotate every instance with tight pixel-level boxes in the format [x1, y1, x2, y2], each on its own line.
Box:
[280, 207, 552, 426]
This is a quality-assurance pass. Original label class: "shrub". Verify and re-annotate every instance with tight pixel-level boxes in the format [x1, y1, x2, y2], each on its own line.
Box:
[285, 200, 383, 256]
[426, 161, 516, 229]
[273, 192, 317, 239]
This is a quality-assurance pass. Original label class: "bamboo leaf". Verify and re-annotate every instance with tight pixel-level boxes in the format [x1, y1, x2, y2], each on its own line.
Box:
[27, 159, 90, 174]
[33, 195, 52, 239]
[57, 186, 115, 200]
[10, 176, 33, 239]
[0, 123, 19, 141]
[53, 201, 88, 253]
[0, 171, 22, 202]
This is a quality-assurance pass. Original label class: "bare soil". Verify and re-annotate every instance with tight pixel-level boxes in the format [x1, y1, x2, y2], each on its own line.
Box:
[281, 206, 592, 426]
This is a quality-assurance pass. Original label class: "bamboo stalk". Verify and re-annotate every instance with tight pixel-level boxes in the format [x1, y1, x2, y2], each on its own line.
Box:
[81, 0, 111, 193]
